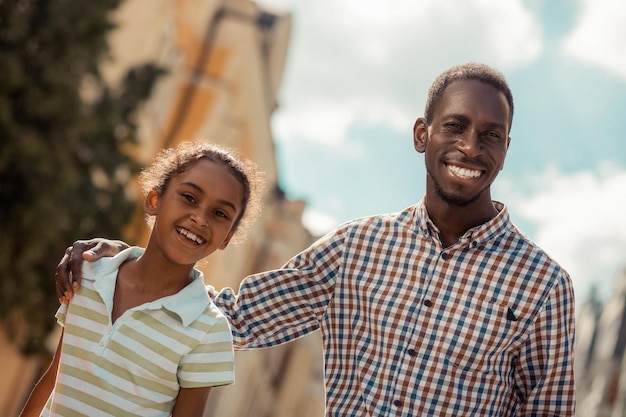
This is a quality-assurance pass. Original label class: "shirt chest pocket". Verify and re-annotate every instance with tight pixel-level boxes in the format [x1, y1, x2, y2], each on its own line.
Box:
[440, 299, 525, 374]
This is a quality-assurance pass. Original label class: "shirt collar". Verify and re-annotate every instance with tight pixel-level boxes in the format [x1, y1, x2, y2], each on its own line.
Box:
[415, 198, 511, 248]
[84, 246, 210, 327]
[160, 268, 210, 327]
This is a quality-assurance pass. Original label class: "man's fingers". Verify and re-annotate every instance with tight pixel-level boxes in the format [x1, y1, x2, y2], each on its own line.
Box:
[68, 241, 93, 290]
[55, 246, 74, 303]
[54, 238, 127, 303]
[83, 241, 110, 261]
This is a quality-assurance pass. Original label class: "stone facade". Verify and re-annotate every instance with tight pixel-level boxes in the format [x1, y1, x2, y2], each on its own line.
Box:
[0, 0, 326, 415]
[576, 268, 626, 417]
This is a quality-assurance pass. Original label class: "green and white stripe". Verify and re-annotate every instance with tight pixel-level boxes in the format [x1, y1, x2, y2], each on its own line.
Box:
[42, 248, 234, 416]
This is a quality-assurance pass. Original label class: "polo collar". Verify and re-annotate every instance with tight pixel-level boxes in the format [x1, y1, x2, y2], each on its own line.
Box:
[84, 247, 210, 327]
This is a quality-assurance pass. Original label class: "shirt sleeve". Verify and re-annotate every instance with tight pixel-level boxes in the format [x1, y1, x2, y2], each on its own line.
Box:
[208, 224, 348, 349]
[178, 316, 235, 388]
[55, 302, 68, 327]
[515, 272, 576, 416]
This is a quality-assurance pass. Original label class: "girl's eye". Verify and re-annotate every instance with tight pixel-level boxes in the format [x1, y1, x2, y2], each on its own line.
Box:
[182, 193, 196, 204]
[214, 210, 228, 219]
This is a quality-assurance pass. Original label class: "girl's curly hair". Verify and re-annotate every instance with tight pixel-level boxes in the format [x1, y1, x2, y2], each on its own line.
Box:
[138, 141, 265, 244]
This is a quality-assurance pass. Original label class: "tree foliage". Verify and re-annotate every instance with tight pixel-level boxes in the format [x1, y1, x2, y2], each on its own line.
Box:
[0, 0, 164, 354]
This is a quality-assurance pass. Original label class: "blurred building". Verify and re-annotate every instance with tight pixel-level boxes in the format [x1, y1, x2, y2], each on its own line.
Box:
[0, 0, 326, 416]
[577, 267, 626, 417]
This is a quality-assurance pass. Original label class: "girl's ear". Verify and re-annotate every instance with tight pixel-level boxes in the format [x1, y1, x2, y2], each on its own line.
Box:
[218, 230, 235, 250]
[144, 189, 160, 216]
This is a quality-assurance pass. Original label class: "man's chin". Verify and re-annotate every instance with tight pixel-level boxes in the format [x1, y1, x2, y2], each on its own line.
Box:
[436, 190, 480, 207]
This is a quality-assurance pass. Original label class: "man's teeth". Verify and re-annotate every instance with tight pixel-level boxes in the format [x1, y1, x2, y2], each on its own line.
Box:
[448, 164, 481, 179]
[177, 228, 205, 245]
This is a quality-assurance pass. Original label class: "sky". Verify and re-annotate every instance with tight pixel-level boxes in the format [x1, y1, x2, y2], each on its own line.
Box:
[258, 0, 626, 307]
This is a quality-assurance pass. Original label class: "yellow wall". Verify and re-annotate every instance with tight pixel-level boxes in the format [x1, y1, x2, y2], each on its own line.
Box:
[1, 1, 326, 416]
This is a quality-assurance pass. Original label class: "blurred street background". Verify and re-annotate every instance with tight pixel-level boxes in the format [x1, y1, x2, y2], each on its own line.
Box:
[1, 0, 625, 415]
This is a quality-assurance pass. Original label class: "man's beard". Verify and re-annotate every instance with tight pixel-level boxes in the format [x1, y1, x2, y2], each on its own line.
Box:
[430, 173, 482, 207]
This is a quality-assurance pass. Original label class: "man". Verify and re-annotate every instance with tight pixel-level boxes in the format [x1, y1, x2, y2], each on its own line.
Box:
[57, 63, 575, 416]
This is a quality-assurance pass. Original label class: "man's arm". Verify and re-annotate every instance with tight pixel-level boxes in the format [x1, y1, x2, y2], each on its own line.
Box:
[209, 225, 348, 349]
[19, 331, 64, 417]
[55, 238, 129, 302]
[516, 273, 576, 416]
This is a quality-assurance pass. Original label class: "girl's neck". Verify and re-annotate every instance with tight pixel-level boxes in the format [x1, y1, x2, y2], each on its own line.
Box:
[122, 247, 195, 293]
[112, 252, 195, 324]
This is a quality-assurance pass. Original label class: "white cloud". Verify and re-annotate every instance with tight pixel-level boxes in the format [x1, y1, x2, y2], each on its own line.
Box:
[271, 0, 543, 148]
[272, 101, 357, 147]
[299, 0, 540, 68]
[562, 0, 626, 80]
[302, 208, 339, 237]
[503, 164, 626, 303]
[263, 0, 626, 306]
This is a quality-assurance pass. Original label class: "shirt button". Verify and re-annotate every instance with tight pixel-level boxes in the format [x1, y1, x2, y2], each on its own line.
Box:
[393, 399, 403, 407]
[424, 299, 433, 307]
[407, 348, 416, 356]
[441, 252, 450, 260]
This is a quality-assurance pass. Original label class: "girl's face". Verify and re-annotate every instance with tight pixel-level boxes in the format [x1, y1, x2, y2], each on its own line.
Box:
[145, 159, 245, 267]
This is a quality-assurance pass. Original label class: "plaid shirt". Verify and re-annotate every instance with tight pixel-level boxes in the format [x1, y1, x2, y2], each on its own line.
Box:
[210, 200, 575, 416]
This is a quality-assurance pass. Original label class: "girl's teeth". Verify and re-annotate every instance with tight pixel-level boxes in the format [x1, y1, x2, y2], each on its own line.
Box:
[178, 228, 203, 244]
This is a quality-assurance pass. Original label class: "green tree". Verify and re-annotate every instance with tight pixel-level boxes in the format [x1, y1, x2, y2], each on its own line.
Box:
[0, 0, 164, 354]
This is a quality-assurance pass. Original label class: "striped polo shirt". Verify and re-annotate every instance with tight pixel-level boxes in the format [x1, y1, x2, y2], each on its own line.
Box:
[44, 247, 234, 417]
[211, 200, 575, 416]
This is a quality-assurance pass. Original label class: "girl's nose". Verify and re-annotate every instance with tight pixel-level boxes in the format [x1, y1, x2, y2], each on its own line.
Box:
[190, 209, 208, 227]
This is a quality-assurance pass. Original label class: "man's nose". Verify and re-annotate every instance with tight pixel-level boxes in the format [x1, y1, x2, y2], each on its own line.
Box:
[457, 130, 482, 158]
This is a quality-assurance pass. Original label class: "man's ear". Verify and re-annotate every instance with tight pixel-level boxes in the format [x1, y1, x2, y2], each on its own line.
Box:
[144, 189, 160, 216]
[500, 135, 512, 171]
[413, 117, 428, 153]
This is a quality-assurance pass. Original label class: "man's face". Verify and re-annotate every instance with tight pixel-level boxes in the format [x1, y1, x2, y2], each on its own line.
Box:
[414, 79, 511, 207]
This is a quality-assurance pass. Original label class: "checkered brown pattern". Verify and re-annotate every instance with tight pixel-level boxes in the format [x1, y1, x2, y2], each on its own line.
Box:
[210, 200, 575, 416]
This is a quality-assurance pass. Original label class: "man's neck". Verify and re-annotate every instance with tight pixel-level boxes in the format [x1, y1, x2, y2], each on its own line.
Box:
[425, 197, 499, 248]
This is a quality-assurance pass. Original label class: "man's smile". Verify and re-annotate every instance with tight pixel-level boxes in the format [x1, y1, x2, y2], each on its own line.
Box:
[446, 163, 483, 180]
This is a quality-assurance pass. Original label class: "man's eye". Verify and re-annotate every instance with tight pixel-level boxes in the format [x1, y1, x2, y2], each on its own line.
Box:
[445, 123, 462, 130]
[485, 131, 503, 140]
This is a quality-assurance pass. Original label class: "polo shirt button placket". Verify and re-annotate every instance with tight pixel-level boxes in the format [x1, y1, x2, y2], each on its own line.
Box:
[99, 324, 112, 353]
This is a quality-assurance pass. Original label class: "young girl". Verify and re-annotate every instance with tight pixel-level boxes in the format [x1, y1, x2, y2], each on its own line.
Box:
[20, 142, 264, 417]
